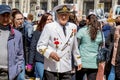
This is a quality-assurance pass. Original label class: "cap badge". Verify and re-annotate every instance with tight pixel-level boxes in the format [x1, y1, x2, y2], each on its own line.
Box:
[63, 6, 67, 11]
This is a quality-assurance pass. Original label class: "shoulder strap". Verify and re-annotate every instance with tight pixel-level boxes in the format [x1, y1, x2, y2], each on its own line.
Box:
[100, 29, 106, 48]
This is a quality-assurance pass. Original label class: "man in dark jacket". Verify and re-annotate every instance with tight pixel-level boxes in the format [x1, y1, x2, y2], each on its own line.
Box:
[0, 5, 24, 80]
[105, 16, 120, 80]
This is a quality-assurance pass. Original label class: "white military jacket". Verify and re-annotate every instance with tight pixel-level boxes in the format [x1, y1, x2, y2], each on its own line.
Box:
[37, 21, 81, 73]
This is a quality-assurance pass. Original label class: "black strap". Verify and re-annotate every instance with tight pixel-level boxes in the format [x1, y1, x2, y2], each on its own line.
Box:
[100, 30, 104, 48]
[101, 31, 104, 43]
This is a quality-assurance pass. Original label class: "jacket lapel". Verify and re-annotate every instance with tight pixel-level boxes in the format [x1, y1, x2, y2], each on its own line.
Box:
[55, 22, 66, 43]
[8, 26, 15, 40]
[55, 23, 73, 50]
[64, 26, 72, 44]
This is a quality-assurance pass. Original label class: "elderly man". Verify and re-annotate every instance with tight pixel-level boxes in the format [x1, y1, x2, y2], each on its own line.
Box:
[0, 5, 24, 80]
[37, 4, 82, 80]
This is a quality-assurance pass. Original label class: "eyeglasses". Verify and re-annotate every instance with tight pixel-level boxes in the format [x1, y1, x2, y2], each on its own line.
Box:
[47, 18, 53, 21]
[16, 18, 24, 21]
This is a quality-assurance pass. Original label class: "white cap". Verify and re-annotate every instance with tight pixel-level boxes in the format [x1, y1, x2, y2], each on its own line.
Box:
[89, 12, 96, 15]
[23, 13, 28, 18]
[53, 4, 72, 13]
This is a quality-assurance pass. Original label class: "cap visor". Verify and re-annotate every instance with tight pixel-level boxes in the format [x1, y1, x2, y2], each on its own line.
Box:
[0, 10, 11, 14]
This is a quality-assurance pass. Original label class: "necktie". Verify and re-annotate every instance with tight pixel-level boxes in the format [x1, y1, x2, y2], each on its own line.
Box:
[63, 27, 66, 36]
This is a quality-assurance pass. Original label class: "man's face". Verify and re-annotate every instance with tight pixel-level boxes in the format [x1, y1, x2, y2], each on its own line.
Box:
[0, 13, 11, 26]
[57, 13, 70, 26]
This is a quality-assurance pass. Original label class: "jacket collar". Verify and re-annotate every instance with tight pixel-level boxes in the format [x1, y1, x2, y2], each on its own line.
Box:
[0, 24, 9, 30]
[8, 25, 15, 40]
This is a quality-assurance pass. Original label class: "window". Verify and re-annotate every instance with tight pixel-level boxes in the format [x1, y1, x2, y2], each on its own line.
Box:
[113, 5, 120, 18]
[115, 6, 120, 15]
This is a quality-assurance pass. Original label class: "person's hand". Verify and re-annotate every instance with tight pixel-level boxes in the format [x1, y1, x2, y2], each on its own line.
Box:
[26, 64, 32, 72]
[77, 64, 82, 71]
[98, 62, 105, 68]
[49, 51, 60, 61]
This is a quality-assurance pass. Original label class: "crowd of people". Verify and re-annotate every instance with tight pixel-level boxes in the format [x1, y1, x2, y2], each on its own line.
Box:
[0, 3, 120, 80]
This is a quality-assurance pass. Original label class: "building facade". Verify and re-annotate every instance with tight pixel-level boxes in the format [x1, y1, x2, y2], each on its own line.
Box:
[1, 0, 120, 15]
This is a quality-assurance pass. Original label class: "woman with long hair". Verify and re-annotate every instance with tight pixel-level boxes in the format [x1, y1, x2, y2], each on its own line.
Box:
[27, 13, 53, 80]
[76, 14, 103, 80]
